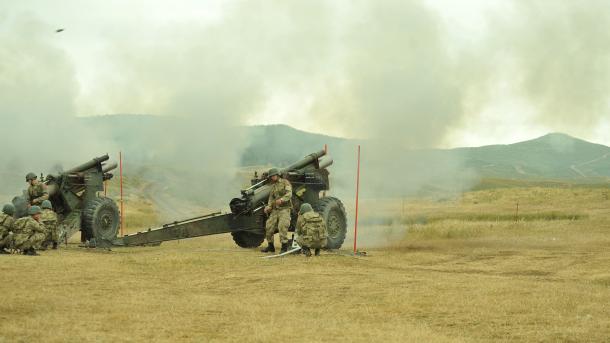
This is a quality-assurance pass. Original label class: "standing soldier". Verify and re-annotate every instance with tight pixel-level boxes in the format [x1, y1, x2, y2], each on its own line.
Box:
[26, 172, 48, 206]
[0, 204, 16, 254]
[261, 168, 293, 254]
[40, 200, 59, 250]
[295, 203, 328, 257]
[12, 206, 46, 256]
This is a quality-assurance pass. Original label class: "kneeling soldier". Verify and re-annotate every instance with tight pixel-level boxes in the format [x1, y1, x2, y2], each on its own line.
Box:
[0, 204, 16, 254]
[296, 203, 328, 257]
[40, 200, 59, 250]
[13, 206, 46, 256]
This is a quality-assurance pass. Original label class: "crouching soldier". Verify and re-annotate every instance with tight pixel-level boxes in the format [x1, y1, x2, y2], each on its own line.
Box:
[13, 206, 46, 256]
[40, 200, 59, 250]
[296, 203, 327, 257]
[0, 204, 16, 254]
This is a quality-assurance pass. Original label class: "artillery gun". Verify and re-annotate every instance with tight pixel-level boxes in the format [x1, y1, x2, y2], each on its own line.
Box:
[13, 155, 119, 244]
[112, 150, 347, 249]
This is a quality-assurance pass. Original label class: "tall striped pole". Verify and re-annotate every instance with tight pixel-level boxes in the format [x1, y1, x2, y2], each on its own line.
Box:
[120, 151, 124, 237]
[353, 145, 361, 253]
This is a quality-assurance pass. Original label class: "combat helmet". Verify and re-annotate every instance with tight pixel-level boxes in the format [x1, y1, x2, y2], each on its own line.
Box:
[2, 204, 15, 216]
[299, 203, 313, 214]
[41, 200, 53, 210]
[25, 172, 37, 182]
[267, 168, 280, 178]
[28, 206, 42, 216]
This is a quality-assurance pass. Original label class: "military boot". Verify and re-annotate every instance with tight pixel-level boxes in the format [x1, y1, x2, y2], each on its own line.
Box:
[302, 247, 312, 257]
[280, 242, 289, 254]
[52, 242, 58, 250]
[260, 242, 275, 253]
[25, 248, 39, 256]
[314, 248, 321, 256]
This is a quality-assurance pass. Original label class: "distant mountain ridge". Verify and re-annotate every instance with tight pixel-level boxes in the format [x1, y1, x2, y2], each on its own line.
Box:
[81, 115, 610, 180]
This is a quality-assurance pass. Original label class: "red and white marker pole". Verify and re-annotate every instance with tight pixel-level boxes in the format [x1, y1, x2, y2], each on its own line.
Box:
[119, 151, 124, 237]
[353, 145, 361, 254]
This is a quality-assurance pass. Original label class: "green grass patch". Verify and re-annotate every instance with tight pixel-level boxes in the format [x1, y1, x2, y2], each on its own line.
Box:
[400, 212, 587, 225]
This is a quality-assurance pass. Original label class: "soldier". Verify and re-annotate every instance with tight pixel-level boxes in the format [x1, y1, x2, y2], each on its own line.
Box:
[0, 204, 16, 254]
[40, 200, 59, 250]
[261, 168, 293, 254]
[26, 172, 48, 206]
[295, 203, 327, 257]
[12, 206, 46, 256]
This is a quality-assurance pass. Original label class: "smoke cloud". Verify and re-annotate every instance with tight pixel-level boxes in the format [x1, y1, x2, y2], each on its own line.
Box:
[2, 0, 610, 226]
[485, 0, 610, 134]
[0, 13, 113, 196]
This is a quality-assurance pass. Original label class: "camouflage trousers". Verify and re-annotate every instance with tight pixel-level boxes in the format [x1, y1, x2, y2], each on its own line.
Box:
[265, 208, 291, 244]
[12, 232, 45, 250]
[297, 236, 327, 249]
[43, 226, 59, 245]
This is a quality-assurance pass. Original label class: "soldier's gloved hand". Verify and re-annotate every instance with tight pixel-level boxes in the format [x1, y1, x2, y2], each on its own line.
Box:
[264, 206, 271, 214]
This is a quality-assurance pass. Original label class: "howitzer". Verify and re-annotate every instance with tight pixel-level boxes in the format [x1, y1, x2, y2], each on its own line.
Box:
[13, 154, 119, 244]
[112, 150, 347, 249]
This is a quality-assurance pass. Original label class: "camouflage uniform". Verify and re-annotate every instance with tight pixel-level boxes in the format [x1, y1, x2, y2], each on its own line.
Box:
[296, 211, 328, 249]
[12, 217, 46, 251]
[265, 178, 293, 245]
[28, 183, 48, 205]
[41, 208, 59, 247]
[0, 213, 15, 250]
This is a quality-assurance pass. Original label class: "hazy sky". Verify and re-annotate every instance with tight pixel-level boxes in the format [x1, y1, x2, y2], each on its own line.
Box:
[1, 0, 609, 148]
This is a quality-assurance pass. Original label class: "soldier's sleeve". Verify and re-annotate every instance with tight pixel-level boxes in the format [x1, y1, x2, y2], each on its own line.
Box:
[31, 184, 49, 205]
[321, 216, 328, 234]
[38, 222, 47, 234]
[25, 220, 36, 233]
[280, 180, 292, 203]
[296, 215, 304, 236]
[267, 187, 274, 208]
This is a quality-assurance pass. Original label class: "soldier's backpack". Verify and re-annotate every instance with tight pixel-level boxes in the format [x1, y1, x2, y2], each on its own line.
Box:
[304, 213, 327, 241]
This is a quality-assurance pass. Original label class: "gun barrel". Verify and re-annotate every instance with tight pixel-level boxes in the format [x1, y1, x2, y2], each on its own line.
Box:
[281, 150, 326, 173]
[318, 156, 333, 169]
[102, 161, 118, 173]
[66, 154, 110, 174]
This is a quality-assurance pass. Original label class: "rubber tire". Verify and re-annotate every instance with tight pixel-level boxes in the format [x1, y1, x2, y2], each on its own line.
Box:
[231, 231, 265, 248]
[82, 197, 120, 241]
[313, 197, 347, 249]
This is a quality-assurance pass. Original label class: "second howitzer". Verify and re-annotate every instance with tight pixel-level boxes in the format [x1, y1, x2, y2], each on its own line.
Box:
[13, 155, 119, 245]
[114, 150, 347, 249]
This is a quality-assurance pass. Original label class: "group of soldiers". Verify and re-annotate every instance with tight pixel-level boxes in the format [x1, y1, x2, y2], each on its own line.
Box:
[0, 173, 60, 256]
[262, 167, 328, 257]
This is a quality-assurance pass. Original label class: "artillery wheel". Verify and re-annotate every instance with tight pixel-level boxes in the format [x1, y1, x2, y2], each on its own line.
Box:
[82, 197, 120, 241]
[231, 231, 265, 248]
[314, 197, 347, 249]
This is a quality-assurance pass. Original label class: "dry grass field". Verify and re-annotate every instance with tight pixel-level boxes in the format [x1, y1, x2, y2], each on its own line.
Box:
[1, 185, 610, 342]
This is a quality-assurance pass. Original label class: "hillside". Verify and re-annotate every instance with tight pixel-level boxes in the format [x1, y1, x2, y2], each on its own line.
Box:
[80, 115, 610, 182]
[454, 133, 610, 179]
